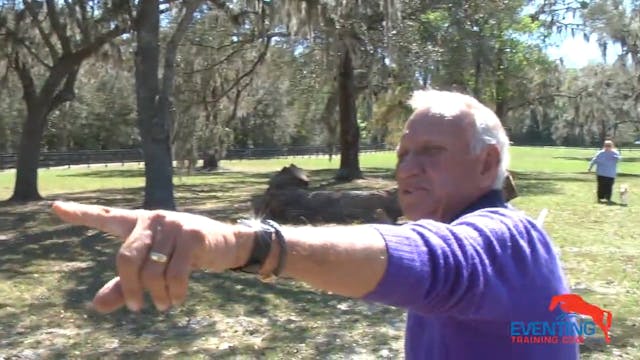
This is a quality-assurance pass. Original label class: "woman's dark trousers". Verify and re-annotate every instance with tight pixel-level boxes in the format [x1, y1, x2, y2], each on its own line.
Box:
[597, 175, 615, 201]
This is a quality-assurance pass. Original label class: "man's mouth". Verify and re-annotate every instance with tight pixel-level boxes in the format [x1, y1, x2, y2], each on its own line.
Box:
[400, 188, 426, 196]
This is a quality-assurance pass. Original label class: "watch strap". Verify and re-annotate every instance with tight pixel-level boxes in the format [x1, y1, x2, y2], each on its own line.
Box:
[231, 219, 275, 274]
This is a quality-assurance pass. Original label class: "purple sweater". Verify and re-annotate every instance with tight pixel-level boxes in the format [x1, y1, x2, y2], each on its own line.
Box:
[364, 190, 579, 359]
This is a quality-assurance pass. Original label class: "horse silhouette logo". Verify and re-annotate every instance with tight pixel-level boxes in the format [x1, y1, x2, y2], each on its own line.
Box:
[549, 294, 612, 343]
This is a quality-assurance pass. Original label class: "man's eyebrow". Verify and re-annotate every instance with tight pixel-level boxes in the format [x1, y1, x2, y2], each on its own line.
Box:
[415, 136, 445, 147]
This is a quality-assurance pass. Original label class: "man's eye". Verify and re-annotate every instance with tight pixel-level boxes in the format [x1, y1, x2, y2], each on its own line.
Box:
[419, 147, 442, 154]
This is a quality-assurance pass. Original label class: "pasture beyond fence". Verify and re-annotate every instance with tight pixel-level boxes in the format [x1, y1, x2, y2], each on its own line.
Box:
[0, 145, 392, 170]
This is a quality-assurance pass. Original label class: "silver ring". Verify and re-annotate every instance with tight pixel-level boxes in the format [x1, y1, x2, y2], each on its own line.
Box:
[149, 251, 168, 263]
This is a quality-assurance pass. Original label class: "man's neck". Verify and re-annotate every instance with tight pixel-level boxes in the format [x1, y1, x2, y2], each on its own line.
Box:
[449, 189, 506, 222]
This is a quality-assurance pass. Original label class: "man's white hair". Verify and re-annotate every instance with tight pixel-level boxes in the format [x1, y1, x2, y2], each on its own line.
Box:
[408, 90, 511, 189]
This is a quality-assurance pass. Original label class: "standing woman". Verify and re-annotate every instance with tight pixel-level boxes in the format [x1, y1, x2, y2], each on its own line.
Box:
[588, 140, 622, 203]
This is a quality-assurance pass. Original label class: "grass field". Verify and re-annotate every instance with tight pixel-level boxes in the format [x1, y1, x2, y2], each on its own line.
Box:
[0, 146, 639, 359]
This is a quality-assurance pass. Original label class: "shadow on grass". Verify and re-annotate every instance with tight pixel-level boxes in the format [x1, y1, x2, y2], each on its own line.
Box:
[510, 171, 587, 197]
[0, 201, 50, 234]
[511, 171, 595, 182]
[616, 172, 640, 178]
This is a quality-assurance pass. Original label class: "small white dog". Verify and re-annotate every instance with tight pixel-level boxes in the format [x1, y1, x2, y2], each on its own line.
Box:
[620, 184, 630, 206]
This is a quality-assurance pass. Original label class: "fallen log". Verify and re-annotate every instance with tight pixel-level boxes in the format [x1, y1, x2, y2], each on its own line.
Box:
[268, 163, 309, 190]
[255, 188, 401, 224]
[503, 172, 518, 202]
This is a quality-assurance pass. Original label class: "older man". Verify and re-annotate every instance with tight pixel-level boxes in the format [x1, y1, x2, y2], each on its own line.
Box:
[53, 90, 578, 359]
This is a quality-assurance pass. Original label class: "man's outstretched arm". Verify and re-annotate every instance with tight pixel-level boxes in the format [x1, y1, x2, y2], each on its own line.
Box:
[268, 226, 388, 297]
[51, 201, 388, 312]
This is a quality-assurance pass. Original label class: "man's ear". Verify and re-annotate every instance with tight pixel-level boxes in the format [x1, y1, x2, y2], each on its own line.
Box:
[480, 145, 501, 180]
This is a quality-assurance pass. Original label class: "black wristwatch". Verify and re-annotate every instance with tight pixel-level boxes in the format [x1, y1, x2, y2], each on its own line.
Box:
[231, 219, 287, 282]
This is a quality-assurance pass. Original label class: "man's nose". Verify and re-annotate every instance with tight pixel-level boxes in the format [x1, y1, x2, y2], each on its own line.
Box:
[396, 153, 422, 180]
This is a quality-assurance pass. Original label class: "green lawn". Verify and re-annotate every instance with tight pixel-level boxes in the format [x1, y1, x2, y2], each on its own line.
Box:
[0, 146, 639, 359]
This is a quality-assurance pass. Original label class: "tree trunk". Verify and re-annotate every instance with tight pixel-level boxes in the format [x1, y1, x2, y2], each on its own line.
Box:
[9, 60, 78, 202]
[320, 87, 339, 162]
[143, 94, 176, 210]
[473, 58, 483, 101]
[202, 152, 219, 170]
[10, 109, 46, 201]
[135, 0, 175, 210]
[335, 48, 362, 181]
[494, 41, 507, 122]
[135, 0, 201, 209]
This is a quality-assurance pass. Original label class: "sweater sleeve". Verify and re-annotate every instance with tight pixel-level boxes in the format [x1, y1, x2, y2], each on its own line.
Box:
[362, 208, 560, 320]
[589, 151, 601, 169]
[614, 150, 621, 160]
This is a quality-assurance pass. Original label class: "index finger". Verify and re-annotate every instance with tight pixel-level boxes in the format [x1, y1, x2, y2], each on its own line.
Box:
[52, 201, 138, 239]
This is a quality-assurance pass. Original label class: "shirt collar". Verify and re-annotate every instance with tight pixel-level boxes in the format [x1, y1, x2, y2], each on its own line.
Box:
[451, 189, 507, 222]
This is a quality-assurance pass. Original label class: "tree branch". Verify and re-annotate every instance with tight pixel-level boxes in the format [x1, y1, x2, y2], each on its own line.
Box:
[184, 45, 250, 74]
[185, 31, 287, 75]
[506, 90, 588, 112]
[188, 30, 289, 50]
[188, 38, 253, 51]
[48, 66, 79, 116]
[208, 0, 260, 25]
[72, 24, 130, 62]
[12, 53, 37, 110]
[36, 23, 129, 113]
[225, 80, 247, 126]
[45, 0, 73, 54]
[208, 37, 272, 104]
[3, 26, 53, 69]
[64, 0, 91, 45]
[162, 0, 204, 96]
[612, 120, 638, 127]
[23, 0, 59, 61]
[77, 0, 90, 32]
